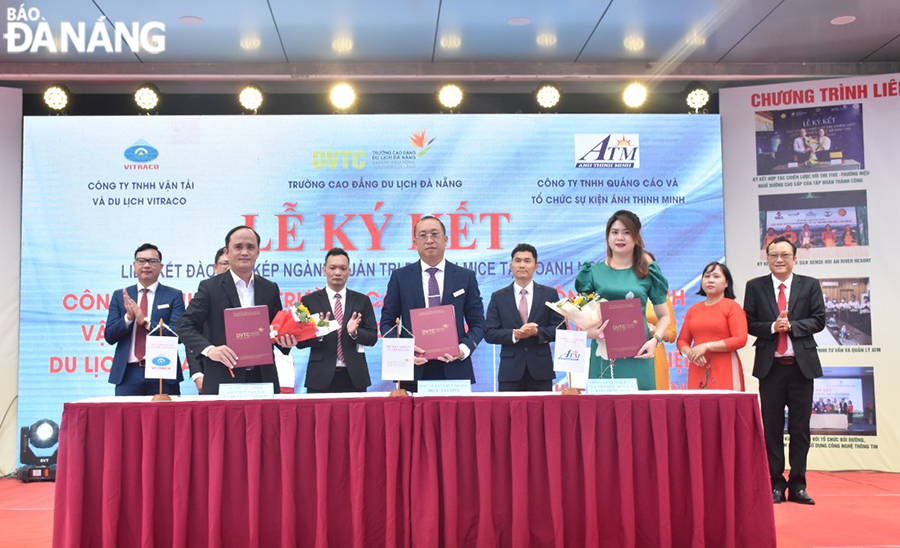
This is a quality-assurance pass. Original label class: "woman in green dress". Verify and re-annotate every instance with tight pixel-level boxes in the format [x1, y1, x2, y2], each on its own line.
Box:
[575, 210, 670, 390]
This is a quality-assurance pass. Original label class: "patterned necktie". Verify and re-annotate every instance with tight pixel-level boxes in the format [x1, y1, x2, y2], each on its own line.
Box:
[333, 293, 344, 363]
[134, 288, 148, 360]
[777, 283, 788, 355]
[518, 288, 529, 325]
[426, 267, 440, 307]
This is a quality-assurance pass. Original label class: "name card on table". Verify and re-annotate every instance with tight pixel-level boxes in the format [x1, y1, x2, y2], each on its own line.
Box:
[382, 338, 416, 381]
[586, 378, 639, 395]
[553, 329, 589, 374]
[219, 383, 275, 400]
[416, 380, 471, 396]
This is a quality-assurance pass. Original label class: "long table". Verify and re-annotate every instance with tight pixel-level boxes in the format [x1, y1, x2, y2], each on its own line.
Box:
[53, 392, 776, 548]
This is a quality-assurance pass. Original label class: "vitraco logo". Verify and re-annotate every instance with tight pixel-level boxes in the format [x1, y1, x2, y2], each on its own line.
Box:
[124, 140, 159, 170]
[575, 134, 640, 168]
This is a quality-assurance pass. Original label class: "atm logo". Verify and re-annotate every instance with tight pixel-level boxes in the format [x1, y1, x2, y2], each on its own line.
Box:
[575, 134, 640, 168]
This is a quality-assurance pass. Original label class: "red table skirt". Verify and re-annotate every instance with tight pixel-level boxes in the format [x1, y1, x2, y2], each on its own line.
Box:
[53, 394, 775, 548]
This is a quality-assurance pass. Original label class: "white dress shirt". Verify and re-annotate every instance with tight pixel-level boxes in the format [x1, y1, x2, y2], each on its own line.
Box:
[771, 274, 794, 357]
[126, 281, 158, 363]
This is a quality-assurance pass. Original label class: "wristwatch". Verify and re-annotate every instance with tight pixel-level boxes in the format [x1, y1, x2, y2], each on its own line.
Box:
[652, 334, 663, 344]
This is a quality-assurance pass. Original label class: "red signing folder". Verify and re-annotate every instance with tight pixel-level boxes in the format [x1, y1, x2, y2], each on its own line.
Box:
[224, 306, 274, 367]
[410, 305, 460, 360]
[599, 298, 647, 359]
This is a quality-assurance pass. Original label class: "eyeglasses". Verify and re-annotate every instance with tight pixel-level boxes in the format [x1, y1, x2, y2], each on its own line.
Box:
[416, 231, 443, 242]
[134, 258, 161, 266]
[767, 253, 794, 261]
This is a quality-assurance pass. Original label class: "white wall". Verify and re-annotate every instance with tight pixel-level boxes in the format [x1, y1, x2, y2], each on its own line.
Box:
[0, 87, 23, 475]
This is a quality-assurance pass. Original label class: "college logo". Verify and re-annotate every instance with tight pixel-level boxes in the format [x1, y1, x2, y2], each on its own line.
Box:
[151, 356, 171, 366]
[575, 134, 640, 168]
[369, 129, 438, 170]
[409, 129, 435, 156]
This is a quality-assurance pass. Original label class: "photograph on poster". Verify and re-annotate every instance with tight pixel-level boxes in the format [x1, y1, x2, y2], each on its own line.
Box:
[819, 278, 871, 346]
[754, 103, 864, 176]
[758, 190, 868, 259]
[799, 367, 876, 436]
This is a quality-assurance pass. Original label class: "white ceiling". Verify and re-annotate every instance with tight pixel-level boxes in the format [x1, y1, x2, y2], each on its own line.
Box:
[1, 0, 898, 94]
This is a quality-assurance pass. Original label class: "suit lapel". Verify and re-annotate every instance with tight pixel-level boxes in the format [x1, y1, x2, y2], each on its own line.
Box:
[410, 262, 427, 310]
[221, 274, 241, 309]
[788, 276, 803, 315]
[441, 262, 457, 306]
[763, 276, 780, 319]
[528, 284, 546, 323]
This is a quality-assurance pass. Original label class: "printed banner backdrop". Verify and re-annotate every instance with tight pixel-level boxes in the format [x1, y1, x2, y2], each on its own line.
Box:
[721, 75, 900, 472]
[18, 114, 723, 457]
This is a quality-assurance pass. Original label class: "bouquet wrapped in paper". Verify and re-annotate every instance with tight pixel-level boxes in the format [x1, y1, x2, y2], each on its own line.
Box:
[545, 293, 610, 358]
[545, 293, 604, 329]
[270, 302, 340, 343]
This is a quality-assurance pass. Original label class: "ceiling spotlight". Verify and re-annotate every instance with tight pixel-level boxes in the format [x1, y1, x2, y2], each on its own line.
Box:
[830, 15, 856, 25]
[623, 83, 647, 108]
[238, 85, 264, 112]
[623, 35, 644, 52]
[240, 35, 260, 50]
[438, 84, 463, 109]
[332, 36, 353, 53]
[685, 83, 710, 112]
[440, 35, 461, 49]
[535, 84, 561, 109]
[685, 30, 706, 46]
[43, 85, 69, 112]
[134, 84, 160, 112]
[536, 33, 557, 47]
[330, 83, 356, 110]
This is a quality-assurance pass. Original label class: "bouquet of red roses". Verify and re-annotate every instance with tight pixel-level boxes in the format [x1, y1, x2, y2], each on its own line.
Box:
[270, 302, 339, 343]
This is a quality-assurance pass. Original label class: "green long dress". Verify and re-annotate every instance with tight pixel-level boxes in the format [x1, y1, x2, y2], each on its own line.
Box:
[575, 260, 669, 390]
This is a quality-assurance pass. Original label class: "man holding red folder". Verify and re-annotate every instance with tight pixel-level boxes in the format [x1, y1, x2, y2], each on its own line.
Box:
[177, 226, 292, 395]
[380, 216, 484, 392]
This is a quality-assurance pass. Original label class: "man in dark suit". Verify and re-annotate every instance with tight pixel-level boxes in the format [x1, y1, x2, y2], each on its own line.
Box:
[380, 216, 485, 391]
[485, 243, 565, 391]
[186, 247, 230, 393]
[105, 243, 185, 396]
[745, 236, 825, 505]
[295, 248, 378, 393]
[177, 226, 292, 395]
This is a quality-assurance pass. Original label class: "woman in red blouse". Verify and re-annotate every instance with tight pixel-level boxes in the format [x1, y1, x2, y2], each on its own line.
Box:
[677, 262, 748, 390]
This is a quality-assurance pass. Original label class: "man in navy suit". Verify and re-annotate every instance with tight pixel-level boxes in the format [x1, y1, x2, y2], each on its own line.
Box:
[177, 226, 292, 395]
[745, 236, 825, 505]
[485, 243, 565, 391]
[380, 216, 485, 391]
[105, 243, 185, 396]
[296, 248, 378, 393]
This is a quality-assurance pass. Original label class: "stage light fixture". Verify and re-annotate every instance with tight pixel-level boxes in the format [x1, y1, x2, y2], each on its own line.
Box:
[536, 33, 557, 47]
[535, 84, 561, 109]
[134, 84, 160, 112]
[330, 83, 356, 110]
[623, 35, 644, 52]
[438, 84, 463, 109]
[17, 418, 59, 482]
[623, 83, 647, 108]
[686, 83, 710, 112]
[43, 85, 69, 112]
[440, 35, 461, 49]
[332, 36, 353, 53]
[239, 85, 264, 112]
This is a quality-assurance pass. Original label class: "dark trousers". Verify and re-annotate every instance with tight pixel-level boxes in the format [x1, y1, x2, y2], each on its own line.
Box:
[498, 368, 553, 392]
[759, 359, 814, 491]
[399, 361, 447, 392]
[115, 363, 181, 396]
[307, 369, 366, 394]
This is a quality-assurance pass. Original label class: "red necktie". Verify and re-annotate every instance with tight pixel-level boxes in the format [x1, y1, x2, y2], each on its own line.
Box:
[777, 283, 788, 355]
[518, 289, 529, 325]
[334, 294, 345, 363]
[134, 288, 148, 360]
